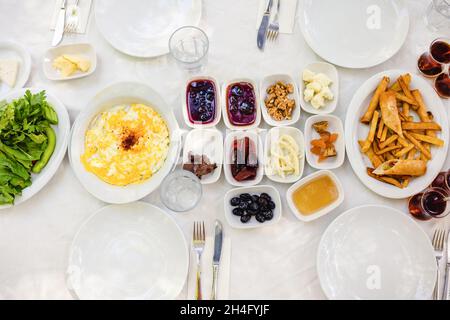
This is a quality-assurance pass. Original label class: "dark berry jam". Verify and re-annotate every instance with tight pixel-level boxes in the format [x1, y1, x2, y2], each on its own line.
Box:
[226, 82, 256, 126]
[186, 79, 216, 124]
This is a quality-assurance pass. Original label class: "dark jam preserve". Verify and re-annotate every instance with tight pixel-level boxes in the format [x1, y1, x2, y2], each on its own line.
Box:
[186, 79, 216, 124]
[226, 82, 256, 126]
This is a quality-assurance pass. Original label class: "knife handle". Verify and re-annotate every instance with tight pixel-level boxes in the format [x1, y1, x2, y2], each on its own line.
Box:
[211, 264, 219, 300]
[443, 264, 450, 300]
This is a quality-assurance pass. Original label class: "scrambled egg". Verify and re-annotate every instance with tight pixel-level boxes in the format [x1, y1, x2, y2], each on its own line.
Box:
[81, 104, 170, 186]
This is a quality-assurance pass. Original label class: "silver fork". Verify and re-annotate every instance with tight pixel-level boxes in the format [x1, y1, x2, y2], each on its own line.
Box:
[267, 0, 280, 41]
[432, 227, 446, 300]
[65, 0, 80, 34]
[193, 221, 206, 300]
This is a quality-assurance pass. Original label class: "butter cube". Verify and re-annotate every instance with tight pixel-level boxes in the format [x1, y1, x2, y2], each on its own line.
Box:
[63, 55, 91, 72]
[52, 56, 77, 77]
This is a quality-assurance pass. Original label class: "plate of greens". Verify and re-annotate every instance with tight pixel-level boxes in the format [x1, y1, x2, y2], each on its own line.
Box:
[0, 89, 70, 208]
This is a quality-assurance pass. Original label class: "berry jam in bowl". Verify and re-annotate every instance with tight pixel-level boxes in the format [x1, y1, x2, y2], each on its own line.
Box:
[222, 78, 260, 130]
[182, 76, 221, 128]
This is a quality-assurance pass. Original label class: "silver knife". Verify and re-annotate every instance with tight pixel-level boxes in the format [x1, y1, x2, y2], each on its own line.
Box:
[211, 220, 223, 300]
[257, 0, 274, 50]
[52, 0, 67, 46]
[444, 230, 450, 300]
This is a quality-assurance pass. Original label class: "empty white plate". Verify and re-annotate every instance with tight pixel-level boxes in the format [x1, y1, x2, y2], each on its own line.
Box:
[67, 202, 189, 300]
[95, 0, 202, 58]
[0, 41, 31, 96]
[298, 0, 409, 68]
[317, 205, 436, 300]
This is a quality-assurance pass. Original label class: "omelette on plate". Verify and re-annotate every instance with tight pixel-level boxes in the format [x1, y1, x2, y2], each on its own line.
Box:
[81, 104, 170, 186]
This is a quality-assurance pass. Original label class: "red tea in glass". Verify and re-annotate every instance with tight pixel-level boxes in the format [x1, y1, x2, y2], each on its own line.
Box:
[435, 72, 450, 98]
[418, 52, 443, 77]
[430, 39, 450, 64]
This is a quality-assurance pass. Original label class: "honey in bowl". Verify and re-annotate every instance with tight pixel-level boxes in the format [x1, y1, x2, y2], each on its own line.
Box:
[291, 175, 338, 216]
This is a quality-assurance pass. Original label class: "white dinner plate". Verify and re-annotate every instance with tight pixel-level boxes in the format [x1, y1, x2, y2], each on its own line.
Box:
[0, 41, 31, 96]
[0, 88, 70, 209]
[69, 82, 181, 204]
[317, 205, 436, 300]
[345, 70, 449, 199]
[67, 202, 189, 300]
[298, 0, 409, 68]
[95, 0, 202, 58]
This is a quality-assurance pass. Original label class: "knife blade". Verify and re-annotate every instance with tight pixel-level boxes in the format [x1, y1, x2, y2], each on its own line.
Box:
[211, 220, 223, 300]
[52, 0, 67, 47]
[257, 0, 273, 50]
[444, 231, 450, 300]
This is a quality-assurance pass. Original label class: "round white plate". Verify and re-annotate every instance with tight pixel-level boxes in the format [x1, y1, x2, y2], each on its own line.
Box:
[95, 0, 202, 58]
[317, 205, 436, 300]
[0, 88, 70, 209]
[298, 0, 409, 68]
[69, 82, 181, 204]
[67, 202, 189, 300]
[345, 70, 449, 199]
[0, 41, 31, 96]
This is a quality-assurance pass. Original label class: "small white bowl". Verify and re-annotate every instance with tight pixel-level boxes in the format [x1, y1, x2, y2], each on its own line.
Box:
[299, 62, 339, 115]
[181, 76, 221, 129]
[222, 78, 261, 130]
[0, 41, 31, 96]
[223, 130, 263, 187]
[224, 185, 282, 229]
[304, 114, 345, 170]
[182, 128, 223, 184]
[264, 126, 305, 183]
[43, 43, 96, 81]
[260, 74, 300, 126]
[286, 170, 344, 222]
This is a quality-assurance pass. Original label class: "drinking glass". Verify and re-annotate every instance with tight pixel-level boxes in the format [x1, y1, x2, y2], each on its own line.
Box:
[169, 26, 209, 73]
[160, 170, 202, 212]
[408, 187, 450, 220]
[425, 0, 450, 32]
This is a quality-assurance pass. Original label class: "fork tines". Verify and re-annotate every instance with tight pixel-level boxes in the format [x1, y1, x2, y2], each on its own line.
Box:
[193, 221, 205, 242]
[433, 228, 446, 250]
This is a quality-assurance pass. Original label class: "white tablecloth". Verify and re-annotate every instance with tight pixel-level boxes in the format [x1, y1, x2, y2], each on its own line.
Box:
[0, 0, 448, 300]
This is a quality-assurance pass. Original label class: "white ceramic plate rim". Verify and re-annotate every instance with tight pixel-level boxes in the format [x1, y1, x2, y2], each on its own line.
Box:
[0, 88, 70, 209]
[67, 202, 189, 300]
[316, 204, 437, 300]
[345, 70, 449, 199]
[298, 0, 410, 68]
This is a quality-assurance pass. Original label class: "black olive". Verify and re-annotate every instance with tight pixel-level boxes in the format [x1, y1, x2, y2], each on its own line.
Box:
[251, 195, 259, 202]
[232, 208, 244, 216]
[230, 197, 240, 206]
[239, 102, 254, 115]
[260, 193, 271, 200]
[238, 201, 248, 210]
[255, 214, 266, 223]
[262, 209, 274, 220]
[240, 193, 252, 201]
[247, 209, 258, 216]
[248, 202, 259, 211]
[257, 197, 268, 208]
[268, 200, 276, 209]
[240, 214, 252, 223]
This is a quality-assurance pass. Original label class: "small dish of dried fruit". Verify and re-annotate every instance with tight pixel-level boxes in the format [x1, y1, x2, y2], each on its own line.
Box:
[304, 115, 345, 170]
[182, 128, 223, 184]
[260, 74, 300, 126]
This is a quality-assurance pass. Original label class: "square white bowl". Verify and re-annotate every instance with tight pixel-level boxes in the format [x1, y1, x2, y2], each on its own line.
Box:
[264, 126, 305, 183]
[222, 78, 261, 130]
[224, 185, 282, 229]
[182, 128, 223, 184]
[181, 76, 221, 129]
[223, 130, 263, 187]
[260, 74, 301, 126]
[286, 170, 344, 222]
[43, 43, 96, 81]
[304, 114, 345, 170]
[299, 61, 339, 115]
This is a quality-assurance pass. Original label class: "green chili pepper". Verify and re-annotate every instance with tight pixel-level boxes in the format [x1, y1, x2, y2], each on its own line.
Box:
[32, 126, 56, 174]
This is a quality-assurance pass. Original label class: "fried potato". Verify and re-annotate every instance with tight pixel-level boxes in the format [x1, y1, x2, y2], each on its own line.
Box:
[361, 110, 380, 152]
[361, 76, 389, 123]
[402, 122, 442, 131]
[409, 132, 444, 147]
[404, 132, 432, 159]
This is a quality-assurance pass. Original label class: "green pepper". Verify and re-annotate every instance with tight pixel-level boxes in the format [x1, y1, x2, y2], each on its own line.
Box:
[32, 126, 56, 174]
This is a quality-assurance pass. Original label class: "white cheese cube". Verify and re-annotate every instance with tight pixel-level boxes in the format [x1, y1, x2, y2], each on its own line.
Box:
[303, 88, 315, 102]
[313, 73, 332, 87]
[306, 81, 322, 93]
[302, 69, 315, 82]
[321, 86, 334, 100]
[0, 59, 19, 87]
[311, 92, 325, 109]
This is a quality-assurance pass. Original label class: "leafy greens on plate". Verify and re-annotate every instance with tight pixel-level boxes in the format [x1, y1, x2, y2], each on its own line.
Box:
[0, 90, 58, 205]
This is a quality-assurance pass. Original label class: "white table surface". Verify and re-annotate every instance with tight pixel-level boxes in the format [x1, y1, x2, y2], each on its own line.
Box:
[0, 0, 449, 300]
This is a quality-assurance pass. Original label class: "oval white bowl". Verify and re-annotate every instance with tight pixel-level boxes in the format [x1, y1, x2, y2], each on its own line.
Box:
[286, 170, 344, 222]
[304, 114, 345, 170]
[0, 41, 31, 96]
[43, 43, 97, 81]
[259, 74, 301, 126]
[223, 130, 263, 187]
[224, 185, 282, 229]
[222, 78, 261, 131]
[0, 88, 70, 209]
[182, 128, 223, 184]
[181, 76, 221, 129]
[264, 126, 305, 183]
[69, 82, 181, 204]
[345, 69, 449, 199]
[299, 61, 339, 115]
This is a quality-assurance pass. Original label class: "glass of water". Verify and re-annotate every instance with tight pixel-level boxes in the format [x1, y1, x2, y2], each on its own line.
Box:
[160, 170, 202, 212]
[169, 26, 209, 72]
[425, 0, 450, 32]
